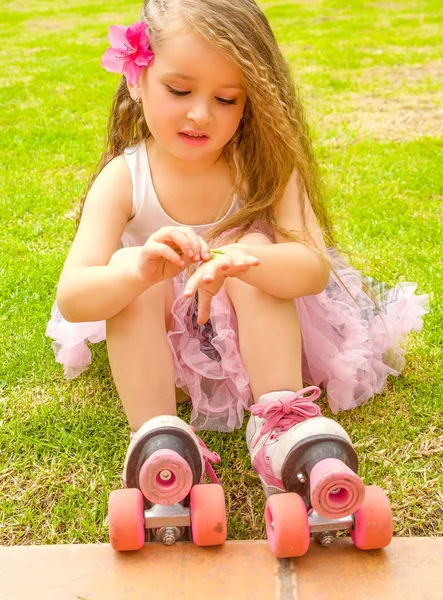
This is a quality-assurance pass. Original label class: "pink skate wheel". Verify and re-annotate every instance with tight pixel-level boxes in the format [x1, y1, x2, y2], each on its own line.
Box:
[350, 485, 393, 550]
[310, 458, 365, 519]
[108, 488, 145, 552]
[139, 449, 193, 505]
[265, 493, 310, 558]
[190, 484, 227, 546]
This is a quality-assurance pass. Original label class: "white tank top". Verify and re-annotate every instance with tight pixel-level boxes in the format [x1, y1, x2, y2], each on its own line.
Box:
[121, 140, 240, 247]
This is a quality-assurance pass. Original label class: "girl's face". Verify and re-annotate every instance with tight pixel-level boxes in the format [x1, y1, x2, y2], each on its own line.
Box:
[128, 29, 247, 162]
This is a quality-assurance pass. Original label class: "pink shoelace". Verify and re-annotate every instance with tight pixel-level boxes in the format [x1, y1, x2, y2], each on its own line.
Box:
[191, 427, 222, 485]
[249, 386, 323, 448]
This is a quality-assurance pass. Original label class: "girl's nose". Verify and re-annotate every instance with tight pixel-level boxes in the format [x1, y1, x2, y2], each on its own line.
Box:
[186, 102, 213, 125]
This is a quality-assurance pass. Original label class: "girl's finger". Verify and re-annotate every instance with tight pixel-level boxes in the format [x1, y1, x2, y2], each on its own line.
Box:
[203, 258, 229, 279]
[142, 242, 185, 267]
[236, 256, 260, 267]
[218, 255, 235, 271]
[229, 256, 260, 270]
[184, 260, 221, 296]
[213, 255, 260, 275]
[183, 271, 202, 297]
[178, 228, 204, 259]
[241, 254, 261, 263]
[153, 227, 200, 260]
[150, 229, 192, 258]
[199, 237, 212, 261]
[168, 229, 200, 259]
[196, 290, 212, 324]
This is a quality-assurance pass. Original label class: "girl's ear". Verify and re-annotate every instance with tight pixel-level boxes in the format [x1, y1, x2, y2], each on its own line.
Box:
[127, 80, 142, 101]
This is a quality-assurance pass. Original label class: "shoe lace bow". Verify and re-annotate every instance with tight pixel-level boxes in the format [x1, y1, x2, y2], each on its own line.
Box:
[249, 386, 322, 448]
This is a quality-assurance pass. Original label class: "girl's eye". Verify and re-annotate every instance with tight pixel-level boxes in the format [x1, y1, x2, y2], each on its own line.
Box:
[166, 86, 237, 105]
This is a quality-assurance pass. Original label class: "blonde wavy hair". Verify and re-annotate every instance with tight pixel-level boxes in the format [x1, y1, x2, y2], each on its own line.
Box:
[78, 0, 338, 259]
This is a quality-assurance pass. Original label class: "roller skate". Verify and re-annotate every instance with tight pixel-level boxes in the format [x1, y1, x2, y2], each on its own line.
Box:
[246, 387, 393, 558]
[108, 415, 227, 551]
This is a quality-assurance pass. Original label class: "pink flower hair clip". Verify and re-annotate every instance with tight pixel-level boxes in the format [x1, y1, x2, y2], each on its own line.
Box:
[101, 21, 154, 84]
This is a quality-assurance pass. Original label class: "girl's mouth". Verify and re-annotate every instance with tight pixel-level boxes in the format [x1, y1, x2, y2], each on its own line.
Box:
[178, 132, 209, 146]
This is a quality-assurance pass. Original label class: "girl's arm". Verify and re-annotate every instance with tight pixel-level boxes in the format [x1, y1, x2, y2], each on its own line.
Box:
[225, 240, 329, 299]
[56, 155, 147, 322]
[57, 156, 210, 323]
[227, 170, 330, 298]
[183, 171, 331, 312]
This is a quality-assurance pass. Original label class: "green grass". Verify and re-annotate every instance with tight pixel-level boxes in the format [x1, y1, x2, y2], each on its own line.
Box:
[1, 0, 442, 545]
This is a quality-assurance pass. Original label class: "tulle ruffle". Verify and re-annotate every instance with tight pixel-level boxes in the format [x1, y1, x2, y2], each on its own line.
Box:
[167, 274, 251, 431]
[45, 303, 106, 379]
[297, 249, 429, 414]
[46, 248, 429, 430]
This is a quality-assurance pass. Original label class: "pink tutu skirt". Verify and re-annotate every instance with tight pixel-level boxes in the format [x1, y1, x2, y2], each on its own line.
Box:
[46, 248, 429, 432]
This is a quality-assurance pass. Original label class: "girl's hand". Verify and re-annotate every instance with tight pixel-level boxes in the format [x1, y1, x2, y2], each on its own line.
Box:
[137, 226, 211, 285]
[183, 244, 260, 324]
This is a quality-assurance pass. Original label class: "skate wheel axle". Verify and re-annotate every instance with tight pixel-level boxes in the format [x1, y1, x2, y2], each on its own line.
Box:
[159, 469, 173, 481]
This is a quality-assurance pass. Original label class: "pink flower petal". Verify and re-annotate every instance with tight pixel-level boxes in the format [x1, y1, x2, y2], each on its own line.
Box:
[134, 50, 154, 67]
[108, 25, 131, 53]
[138, 47, 154, 60]
[126, 21, 149, 48]
[101, 47, 127, 73]
[123, 60, 142, 84]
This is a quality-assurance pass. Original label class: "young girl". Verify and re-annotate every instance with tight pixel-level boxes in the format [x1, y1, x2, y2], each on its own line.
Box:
[47, 0, 428, 536]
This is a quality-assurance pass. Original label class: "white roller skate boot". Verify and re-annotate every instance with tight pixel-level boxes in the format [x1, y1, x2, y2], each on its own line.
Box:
[108, 415, 226, 551]
[247, 388, 392, 558]
[246, 387, 365, 518]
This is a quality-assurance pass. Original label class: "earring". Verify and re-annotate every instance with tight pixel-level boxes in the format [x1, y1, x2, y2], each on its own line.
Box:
[134, 96, 141, 104]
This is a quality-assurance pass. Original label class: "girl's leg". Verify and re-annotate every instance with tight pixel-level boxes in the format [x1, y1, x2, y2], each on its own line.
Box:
[106, 280, 177, 432]
[225, 235, 366, 529]
[224, 232, 303, 401]
[107, 281, 226, 546]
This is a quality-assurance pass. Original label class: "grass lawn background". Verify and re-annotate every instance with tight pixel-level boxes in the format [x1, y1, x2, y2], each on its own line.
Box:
[0, 0, 442, 544]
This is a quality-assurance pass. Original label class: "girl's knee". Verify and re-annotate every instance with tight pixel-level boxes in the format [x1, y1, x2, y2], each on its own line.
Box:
[108, 279, 174, 329]
[223, 232, 273, 301]
[225, 276, 289, 310]
[221, 230, 273, 247]
[237, 231, 273, 246]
